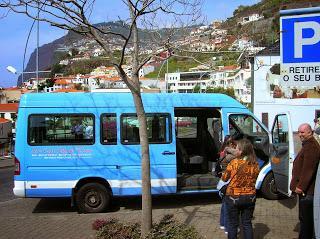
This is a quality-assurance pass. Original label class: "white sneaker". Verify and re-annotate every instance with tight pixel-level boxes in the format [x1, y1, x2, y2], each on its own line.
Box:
[220, 226, 225, 230]
[224, 231, 228, 235]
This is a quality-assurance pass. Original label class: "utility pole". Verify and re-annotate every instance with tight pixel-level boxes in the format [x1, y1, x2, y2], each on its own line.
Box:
[250, 56, 254, 113]
[166, 50, 169, 92]
[36, 1, 40, 93]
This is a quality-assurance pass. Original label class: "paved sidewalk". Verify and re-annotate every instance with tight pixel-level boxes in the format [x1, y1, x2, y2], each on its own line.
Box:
[0, 157, 14, 168]
[0, 194, 299, 239]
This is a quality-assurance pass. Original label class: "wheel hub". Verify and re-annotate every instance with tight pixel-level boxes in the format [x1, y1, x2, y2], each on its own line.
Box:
[85, 191, 101, 207]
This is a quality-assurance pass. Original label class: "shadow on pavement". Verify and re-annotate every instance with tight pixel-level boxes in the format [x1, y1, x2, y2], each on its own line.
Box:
[277, 196, 298, 209]
[110, 192, 221, 212]
[32, 193, 221, 213]
[253, 223, 270, 239]
[32, 198, 76, 213]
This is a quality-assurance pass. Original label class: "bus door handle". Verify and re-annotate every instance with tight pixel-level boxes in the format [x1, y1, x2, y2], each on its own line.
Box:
[255, 138, 262, 143]
[162, 151, 175, 155]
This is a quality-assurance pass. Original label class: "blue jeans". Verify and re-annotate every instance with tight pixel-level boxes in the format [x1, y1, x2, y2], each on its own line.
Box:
[220, 198, 229, 232]
[298, 195, 314, 239]
[225, 195, 256, 239]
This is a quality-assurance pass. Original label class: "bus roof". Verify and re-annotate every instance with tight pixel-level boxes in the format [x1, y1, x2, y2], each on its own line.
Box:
[19, 93, 247, 109]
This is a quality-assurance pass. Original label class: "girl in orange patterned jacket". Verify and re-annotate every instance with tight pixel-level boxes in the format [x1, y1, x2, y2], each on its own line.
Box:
[221, 138, 260, 239]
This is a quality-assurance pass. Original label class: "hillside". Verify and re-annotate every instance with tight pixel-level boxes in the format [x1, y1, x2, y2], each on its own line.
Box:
[18, 20, 194, 85]
[18, 0, 320, 86]
[223, 0, 320, 46]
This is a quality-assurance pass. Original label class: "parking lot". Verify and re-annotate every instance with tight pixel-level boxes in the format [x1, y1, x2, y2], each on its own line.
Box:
[0, 165, 299, 239]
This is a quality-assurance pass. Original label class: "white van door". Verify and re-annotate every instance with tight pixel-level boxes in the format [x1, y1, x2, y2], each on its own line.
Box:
[270, 113, 294, 196]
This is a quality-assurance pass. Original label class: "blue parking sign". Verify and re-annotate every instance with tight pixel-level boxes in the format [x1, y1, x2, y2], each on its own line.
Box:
[282, 15, 320, 63]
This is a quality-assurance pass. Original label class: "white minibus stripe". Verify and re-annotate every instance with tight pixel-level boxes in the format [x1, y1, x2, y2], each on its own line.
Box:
[109, 178, 177, 188]
[26, 181, 78, 189]
[25, 178, 177, 189]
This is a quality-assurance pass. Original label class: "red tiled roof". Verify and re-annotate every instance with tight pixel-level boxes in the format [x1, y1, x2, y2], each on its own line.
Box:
[222, 65, 239, 71]
[0, 118, 10, 123]
[98, 76, 120, 81]
[54, 79, 71, 85]
[4, 87, 21, 91]
[21, 89, 33, 93]
[53, 89, 84, 93]
[0, 103, 19, 112]
[54, 76, 75, 81]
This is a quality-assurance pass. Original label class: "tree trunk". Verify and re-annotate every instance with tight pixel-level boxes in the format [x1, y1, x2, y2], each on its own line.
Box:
[127, 2, 152, 236]
[132, 91, 152, 238]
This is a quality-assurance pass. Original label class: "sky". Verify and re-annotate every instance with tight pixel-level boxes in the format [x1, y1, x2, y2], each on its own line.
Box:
[0, 0, 259, 88]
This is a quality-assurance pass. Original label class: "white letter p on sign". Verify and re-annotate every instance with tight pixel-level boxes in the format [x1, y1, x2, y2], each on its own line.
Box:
[294, 21, 320, 58]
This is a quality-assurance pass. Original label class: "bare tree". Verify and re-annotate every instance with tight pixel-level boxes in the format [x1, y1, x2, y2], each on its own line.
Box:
[0, 0, 203, 236]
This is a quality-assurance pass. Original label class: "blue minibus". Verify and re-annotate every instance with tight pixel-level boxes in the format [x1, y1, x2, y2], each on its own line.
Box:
[13, 93, 291, 213]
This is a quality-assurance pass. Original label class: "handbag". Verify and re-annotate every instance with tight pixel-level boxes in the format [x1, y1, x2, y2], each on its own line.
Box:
[217, 179, 229, 195]
[217, 161, 248, 196]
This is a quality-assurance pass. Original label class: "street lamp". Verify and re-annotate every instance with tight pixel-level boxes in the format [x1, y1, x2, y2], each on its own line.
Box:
[6, 66, 18, 75]
[6, 65, 51, 92]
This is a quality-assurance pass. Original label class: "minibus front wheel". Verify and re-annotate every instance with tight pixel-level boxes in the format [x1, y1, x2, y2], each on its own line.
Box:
[261, 172, 280, 200]
[76, 182, 111, 213]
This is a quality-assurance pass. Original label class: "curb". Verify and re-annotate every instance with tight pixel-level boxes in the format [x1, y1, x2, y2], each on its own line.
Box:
[0, 157, 14, 168]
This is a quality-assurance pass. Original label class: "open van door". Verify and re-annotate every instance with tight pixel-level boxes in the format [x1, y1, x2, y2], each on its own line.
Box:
[270, 113, 294, 197]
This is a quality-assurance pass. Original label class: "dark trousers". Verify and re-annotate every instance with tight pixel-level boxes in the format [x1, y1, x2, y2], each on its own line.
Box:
[225, 194, 256, 239]
[298, 195, 314, 239]
[220, 197, 229, 232]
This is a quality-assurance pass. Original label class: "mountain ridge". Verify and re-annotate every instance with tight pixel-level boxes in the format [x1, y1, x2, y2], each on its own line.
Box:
[18, 0, 318, 86]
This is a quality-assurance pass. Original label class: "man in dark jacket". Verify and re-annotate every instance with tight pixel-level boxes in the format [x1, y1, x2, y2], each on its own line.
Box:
[290, 123, 320, 239]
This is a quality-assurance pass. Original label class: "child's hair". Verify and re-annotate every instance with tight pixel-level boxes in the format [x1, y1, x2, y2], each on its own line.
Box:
[220, 135, 237, 152]
[226, 138, 236, 148]
[236, 138, 256, 164]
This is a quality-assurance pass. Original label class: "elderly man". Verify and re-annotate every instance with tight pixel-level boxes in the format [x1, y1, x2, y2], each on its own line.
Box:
[290, 123, 320, 239]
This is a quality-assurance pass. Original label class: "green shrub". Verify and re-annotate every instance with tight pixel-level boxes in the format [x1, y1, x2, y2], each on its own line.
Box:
[93, 214, 203, 239]
[94, 218, 140, 239]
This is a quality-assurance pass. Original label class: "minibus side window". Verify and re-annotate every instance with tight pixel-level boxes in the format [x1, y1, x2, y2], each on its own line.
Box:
[272, 115, 289, 144]
[229, 114, 269, 162]
[28, 114, 95, 145]
[229, 114, 268, 137]
[101, 114, 117, 144]
[121, 113, 171, 144]
[175, 117, 197, 138]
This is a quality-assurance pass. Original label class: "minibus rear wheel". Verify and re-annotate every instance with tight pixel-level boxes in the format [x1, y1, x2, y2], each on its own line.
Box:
[261, 172, 280, 200]
[76, 182, 111, 213]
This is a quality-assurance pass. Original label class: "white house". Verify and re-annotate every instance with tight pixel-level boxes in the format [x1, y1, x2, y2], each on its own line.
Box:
[231, 37, 254, 51]
[43, 77, 73, 93]
[92, 48, 103, 57]
[139, 64, 155, 78]
[166, 71, 212, 93]
[59, 59, 70, 65]
[239, 13, 263, 25]
[165, 66, 251, 103]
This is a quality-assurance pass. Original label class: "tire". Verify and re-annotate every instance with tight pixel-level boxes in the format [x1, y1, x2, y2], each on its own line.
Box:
[76, 182, 111, 213]
[260, 172, 280, 200]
